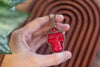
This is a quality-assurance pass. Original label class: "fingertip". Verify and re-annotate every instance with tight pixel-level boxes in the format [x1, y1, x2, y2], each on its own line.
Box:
[61, 51, 72, 60]
[65, 24, 70, 30]
[56, 15, 64, 22]
[56, 51, 72, 64]
[48, 14, 64, 22]
[64, 51, 72, 59]
[56, 23, 70, 32]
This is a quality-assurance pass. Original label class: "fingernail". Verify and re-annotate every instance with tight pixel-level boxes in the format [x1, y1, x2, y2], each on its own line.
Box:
[56, 15, 64, 21]
[56, 51, 72, 64]
[58, 15, 64, 18]
[65, 24, 70, 30]
[63, 51, 72, 60]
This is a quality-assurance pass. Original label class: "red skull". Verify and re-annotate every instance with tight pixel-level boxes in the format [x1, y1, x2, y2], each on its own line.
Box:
[47, 27, 64, 52]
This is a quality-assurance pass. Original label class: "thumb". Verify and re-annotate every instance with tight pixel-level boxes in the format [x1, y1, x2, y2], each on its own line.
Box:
[37, 51, 72, 66]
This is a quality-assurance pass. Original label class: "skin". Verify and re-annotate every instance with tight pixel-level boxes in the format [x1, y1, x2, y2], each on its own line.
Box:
[1, 14, 72, 67]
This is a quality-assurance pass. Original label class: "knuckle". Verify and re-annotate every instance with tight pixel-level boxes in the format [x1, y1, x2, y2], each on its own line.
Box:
[11, 29, 23, 37]
[12, 30, 19, 36]
[35, 18, 38, 21]
[34, 18, 39, 22]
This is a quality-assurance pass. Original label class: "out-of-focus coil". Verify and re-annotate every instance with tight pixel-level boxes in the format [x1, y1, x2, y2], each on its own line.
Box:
[25, 0, 100, 67]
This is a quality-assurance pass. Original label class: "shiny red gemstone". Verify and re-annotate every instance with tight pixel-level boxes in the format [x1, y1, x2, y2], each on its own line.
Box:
[50, 27, 59, 32]
[48, 27, 64, 52]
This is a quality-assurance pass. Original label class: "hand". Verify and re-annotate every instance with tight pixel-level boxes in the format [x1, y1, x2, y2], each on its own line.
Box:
[1, 14, 72, 67]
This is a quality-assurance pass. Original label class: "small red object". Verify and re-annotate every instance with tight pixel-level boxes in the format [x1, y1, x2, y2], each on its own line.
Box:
[47, 15, 65, 52]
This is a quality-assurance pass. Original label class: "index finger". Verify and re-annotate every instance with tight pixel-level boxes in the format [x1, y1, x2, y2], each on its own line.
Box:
[23, 14, 64, 33]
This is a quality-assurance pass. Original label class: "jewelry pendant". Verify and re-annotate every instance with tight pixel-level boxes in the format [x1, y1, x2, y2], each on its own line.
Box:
[47, 14, 65, 52]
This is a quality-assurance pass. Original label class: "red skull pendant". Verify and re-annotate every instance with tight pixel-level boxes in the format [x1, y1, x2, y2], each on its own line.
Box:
[47, 15, 65, 52]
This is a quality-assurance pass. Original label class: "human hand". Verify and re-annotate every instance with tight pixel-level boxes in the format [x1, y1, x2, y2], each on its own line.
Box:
[1, 14, 72, 67]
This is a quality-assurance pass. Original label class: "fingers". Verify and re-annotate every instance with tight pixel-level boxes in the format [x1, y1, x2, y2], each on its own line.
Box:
[23, 14, 64, 34]
[33, 23, 70, 36]
[56, 23, 70, 31]
[28, 36, 47, 52]
[37, 51, 72, 66]
[34, 36, 46, 51]
[30, 23, 70, 51]
[31, 23, 70, 51]
[27, 35, 42, 52]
